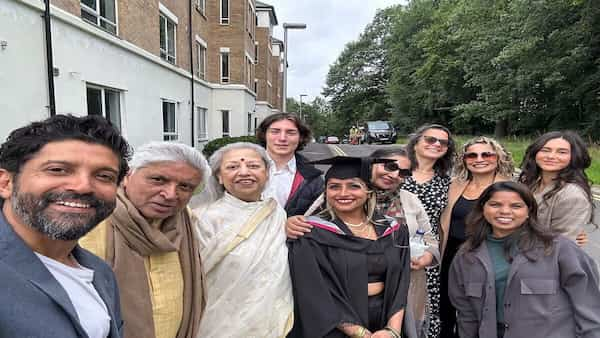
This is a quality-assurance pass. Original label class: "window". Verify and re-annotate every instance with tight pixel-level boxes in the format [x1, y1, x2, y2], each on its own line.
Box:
[160, 13, 176, 64]
[254, 43, 259, 64]
[197, 107, 208, 141]
[254, 117, 258, 131]
[197, 0, 205, 15]
[220, 0, 229, 24]
[163, 101, 178, 141]
[221, 110, 230, 137]
[221, 51, 230, 83]
[198, 43, 206, 79]
[81, 0, 117, 34]
[247, 113, 252, 134]
[247, 58, 252, 87]
[246, 3, 253, 36]
[254, 79, 258, 94]
[86, 85, 121, 131]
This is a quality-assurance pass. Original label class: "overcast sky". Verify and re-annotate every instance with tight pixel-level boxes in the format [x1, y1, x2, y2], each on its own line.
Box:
[265, 0, 406, 103]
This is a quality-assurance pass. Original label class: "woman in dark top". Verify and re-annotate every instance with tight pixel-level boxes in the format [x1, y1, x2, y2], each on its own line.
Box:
[288, 156, 411, 338]
[439, 136, 514, 338]
[400, 124, 455, 338]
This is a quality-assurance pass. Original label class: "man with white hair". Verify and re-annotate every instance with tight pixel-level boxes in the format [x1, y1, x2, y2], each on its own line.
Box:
[80, 142, 209, 338]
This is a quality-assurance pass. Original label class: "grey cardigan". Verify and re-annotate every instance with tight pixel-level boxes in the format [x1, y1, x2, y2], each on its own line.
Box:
[0, 210, 123, 338]
[449, 236, 600, 338]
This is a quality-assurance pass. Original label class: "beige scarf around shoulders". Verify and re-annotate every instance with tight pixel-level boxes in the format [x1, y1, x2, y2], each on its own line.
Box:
[105, 189, 204, 338]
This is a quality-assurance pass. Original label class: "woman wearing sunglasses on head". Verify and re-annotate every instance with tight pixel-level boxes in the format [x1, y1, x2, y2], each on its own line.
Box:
[287, 156, 411, 338]
[448, 181, 600, 338]
[518, 131, 595, 245]
[401, 124, 455, 338]
[438, 136, 514, 338]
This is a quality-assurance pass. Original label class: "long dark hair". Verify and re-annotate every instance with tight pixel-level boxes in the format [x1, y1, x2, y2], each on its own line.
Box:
[406, 124, 455, 176]
[518, 131, 592, 204]
[463, 181, 555, 260]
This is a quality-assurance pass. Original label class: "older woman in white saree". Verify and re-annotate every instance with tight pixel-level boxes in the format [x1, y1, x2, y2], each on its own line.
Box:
[193, 142, 293, 338]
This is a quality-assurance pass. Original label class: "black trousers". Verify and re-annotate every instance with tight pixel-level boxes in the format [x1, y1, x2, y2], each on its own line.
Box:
[440, 236, 465, 338]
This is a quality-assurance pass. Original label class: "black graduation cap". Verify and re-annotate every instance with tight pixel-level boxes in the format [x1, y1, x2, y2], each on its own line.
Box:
[311, 156, 396, 184]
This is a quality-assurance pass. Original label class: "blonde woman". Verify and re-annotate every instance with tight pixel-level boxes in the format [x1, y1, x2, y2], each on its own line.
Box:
[439, 136, 514, 338]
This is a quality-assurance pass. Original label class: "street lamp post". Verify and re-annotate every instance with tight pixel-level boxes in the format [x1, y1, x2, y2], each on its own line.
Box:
[299, 94, 308, 121]
[282, 22, 307, 113]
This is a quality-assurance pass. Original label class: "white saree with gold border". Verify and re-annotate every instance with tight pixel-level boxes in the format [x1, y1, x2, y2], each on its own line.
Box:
[194, 193, 293, 338]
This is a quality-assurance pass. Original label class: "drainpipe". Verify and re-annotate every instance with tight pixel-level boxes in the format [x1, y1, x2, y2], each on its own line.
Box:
[188, 1, 195, 147]
[44, 0, 56, 116]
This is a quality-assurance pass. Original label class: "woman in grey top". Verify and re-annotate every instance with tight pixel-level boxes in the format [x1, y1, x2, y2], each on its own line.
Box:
[449, 181, 600, 338]
[519, 131, 593, 245]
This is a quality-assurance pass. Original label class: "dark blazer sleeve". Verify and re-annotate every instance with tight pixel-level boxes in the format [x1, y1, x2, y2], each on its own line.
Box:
[288, 238, 362, 337]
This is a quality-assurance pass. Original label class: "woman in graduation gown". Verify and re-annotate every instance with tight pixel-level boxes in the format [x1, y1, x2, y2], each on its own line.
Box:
[288, 156, 411, 338]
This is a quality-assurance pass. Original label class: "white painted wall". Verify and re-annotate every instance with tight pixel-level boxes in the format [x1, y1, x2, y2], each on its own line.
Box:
[1, 0, 257, 151]
[0, 0, 51, 139]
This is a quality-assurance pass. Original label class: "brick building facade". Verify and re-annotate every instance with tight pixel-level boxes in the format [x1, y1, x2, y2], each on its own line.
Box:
[1, 0, 285, 148]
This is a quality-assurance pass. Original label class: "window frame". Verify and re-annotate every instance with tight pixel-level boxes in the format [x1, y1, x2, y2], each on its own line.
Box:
[221, 110, 230, 137]
[197, 43, 206, 79]
[247, 112, 252, 135]
[220, 50, 230, 83]
[220, 0, 230, 25]
[197, 107, 208, 142]
[80, 0, 118, 34]
[162, 100, 178, 141]
[159, 12, 177, 64]
[85, 84, 122, 131]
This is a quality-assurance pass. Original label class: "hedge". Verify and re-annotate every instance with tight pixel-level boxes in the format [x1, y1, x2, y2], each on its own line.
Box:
[201, 135, 260, 158]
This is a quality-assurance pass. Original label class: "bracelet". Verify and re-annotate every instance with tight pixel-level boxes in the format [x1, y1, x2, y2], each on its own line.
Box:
[352, 326, 367, 338]
[384, 326, 401, 338]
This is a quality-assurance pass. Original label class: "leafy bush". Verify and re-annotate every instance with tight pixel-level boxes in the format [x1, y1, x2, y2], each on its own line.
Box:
[201, 136, 260, 158]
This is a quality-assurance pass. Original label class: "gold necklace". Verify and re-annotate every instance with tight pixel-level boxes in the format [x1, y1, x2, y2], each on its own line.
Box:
[345, 220, 366, 228]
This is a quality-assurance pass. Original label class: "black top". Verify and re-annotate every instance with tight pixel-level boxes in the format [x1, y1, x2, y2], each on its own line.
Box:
[449, 195, 477, 240]
[287, 214, 411, 337]
[367, 252, 387, 283]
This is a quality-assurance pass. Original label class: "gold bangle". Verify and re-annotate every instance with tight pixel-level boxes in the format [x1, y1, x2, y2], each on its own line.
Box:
[384, 326, 401, 338]
[352, 326, 367, 338]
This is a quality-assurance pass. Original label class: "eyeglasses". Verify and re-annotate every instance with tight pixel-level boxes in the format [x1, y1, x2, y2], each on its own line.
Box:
[383, 162, 412, 177]
[421, 135, 450, 147]
[464, 152, 497, 161]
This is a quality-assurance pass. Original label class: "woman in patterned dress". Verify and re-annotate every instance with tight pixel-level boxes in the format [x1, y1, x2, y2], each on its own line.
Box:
[400, 124, 455, 338]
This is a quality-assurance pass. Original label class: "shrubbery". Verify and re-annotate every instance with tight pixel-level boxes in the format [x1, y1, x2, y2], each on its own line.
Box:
[201, 136, 260, 158]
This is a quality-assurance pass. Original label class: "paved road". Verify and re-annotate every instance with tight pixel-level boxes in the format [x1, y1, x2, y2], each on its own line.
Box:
[301, 142, 600, 271]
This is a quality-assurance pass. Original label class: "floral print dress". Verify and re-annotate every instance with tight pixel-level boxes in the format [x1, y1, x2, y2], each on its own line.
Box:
[400, 173, 450, 338]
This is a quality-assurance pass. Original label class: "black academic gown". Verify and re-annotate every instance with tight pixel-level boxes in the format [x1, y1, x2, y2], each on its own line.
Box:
[287, 214, 411, 338]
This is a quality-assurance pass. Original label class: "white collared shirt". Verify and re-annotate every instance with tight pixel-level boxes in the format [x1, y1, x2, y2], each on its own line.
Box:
[263, 155, 297, 208]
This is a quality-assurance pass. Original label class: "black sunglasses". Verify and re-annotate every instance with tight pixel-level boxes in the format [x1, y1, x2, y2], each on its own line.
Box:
[383, 162, 412, 177]
[422, 135, 450, 147]
[464, 152, 497, 160]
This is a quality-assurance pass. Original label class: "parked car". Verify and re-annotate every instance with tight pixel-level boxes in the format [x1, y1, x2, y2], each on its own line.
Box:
[325, 136, 340, 144]
[363, 121, 397, 144]
[317, 136, 327, 143]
